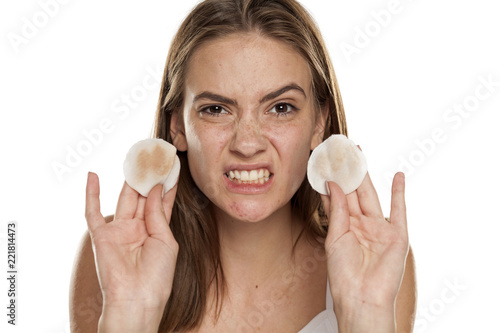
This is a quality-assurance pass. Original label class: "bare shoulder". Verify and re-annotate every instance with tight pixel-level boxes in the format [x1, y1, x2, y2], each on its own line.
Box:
[396, 245, 417, 333]
[69, 215, 113, 333]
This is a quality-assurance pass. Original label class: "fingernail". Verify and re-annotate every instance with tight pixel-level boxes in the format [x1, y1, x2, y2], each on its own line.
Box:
[325, 181, 330, 196]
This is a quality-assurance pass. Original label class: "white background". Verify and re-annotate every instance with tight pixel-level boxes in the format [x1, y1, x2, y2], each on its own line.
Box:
[1, 0, 499, 332]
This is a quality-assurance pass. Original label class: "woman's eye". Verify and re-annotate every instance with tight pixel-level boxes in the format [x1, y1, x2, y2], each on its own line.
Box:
[269, 103, 296, 116]
[200, 105, 228, 115]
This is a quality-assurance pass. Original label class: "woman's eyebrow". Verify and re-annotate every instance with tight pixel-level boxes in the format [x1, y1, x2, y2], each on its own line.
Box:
[260, 83, 306, 103]
[192, 83, 306, 106]
[193, 92, 238, 106]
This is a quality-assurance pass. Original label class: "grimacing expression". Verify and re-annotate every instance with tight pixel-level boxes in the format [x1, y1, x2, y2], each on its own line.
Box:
[171, 32, 325, 223]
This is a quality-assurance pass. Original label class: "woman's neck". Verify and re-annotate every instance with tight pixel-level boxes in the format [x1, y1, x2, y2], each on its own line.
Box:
[215, 202, 302, 290]
[200, 202, 327, 332]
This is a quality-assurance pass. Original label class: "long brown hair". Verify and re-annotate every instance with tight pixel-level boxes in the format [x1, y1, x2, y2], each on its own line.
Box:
[153, 0, 347, 331]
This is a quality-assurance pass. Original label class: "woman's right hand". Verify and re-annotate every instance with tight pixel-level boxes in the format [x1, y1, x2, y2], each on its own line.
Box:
[85, 172, 179, 332]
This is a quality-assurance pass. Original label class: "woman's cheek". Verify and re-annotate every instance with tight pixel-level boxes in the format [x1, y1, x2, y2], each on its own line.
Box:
[268, 125, 311, 186]
[187, 123, 230, 180]
[268, 121, 313, 159]
[187, 121, 221, 153]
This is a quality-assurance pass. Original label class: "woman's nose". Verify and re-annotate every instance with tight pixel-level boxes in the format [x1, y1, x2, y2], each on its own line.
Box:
[229, 116, 266, 158]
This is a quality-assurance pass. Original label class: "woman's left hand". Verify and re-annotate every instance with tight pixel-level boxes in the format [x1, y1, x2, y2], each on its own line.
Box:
[321, 171, 409, 333]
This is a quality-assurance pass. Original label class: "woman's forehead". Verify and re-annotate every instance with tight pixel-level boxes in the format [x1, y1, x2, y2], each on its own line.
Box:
[184, 32, 313, 98]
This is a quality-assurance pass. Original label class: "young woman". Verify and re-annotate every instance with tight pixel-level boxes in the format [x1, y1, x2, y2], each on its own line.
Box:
[70, 0, 416, 332]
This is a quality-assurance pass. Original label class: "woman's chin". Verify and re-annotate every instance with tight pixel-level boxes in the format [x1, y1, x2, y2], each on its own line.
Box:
[216, 200, 281, 224]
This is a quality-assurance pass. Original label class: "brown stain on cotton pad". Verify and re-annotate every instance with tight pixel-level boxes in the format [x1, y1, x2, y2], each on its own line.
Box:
[136, 143, 174, 182]
[123, 138, 180, 197]
[330, 148, 345, 172]
[307, 134, 367, 195]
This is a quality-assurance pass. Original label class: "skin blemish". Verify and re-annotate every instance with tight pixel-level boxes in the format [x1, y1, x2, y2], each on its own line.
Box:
[228, 201, 249, 219]
[136, 144, 173, 181]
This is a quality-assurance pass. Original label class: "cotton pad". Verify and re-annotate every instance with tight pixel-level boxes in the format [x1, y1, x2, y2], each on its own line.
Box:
[123, 138, 180, 197]
[307, 134, 367, 195]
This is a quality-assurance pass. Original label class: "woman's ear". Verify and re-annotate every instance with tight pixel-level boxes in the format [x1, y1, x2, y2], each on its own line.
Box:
[311, 105, 328, 150]
[170, 109, 188, 152]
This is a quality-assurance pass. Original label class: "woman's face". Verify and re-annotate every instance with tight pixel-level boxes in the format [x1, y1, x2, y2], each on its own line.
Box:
[174, 32, 325, 223]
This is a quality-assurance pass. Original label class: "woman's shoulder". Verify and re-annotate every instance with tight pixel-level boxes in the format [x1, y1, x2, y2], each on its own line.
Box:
[69, 215, 113, 333]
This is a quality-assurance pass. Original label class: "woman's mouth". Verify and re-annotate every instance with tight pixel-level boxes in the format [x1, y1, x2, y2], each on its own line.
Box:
[225, 168, 271, 185]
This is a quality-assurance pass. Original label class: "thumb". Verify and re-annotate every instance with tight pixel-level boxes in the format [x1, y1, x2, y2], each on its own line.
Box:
[144, 184, 177, 245]
[323, 181, 350, 245]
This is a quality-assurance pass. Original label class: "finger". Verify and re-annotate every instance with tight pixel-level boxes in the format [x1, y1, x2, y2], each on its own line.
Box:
[325, 181, 350, 244]
[115, 181, 139, 220]
[346, 191, 362, 216]
[134, 195, 147, 220]
[320, 193, 331, 221]
[144, 184, 176, 243]
[356, 172, 384, 218]
[348, 145, 363, 215]
[390, 172, 408, 232]
[85, 172, 106, 232]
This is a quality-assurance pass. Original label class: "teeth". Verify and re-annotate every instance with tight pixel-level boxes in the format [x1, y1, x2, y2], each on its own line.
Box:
[249, 170, 258, 180]
[226, 168, 271, 184]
